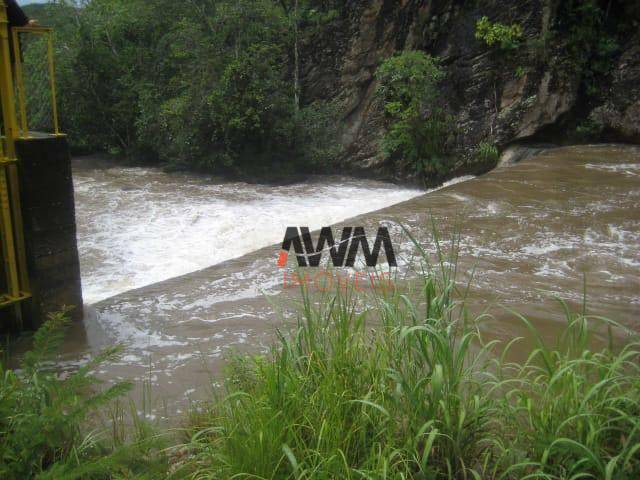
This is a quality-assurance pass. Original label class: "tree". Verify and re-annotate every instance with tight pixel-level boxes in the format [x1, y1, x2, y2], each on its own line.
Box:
[23, 0, 343, 172]
[376, 51, 454, 177]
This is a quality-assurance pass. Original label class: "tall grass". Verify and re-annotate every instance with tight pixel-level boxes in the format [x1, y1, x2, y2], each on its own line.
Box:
[179, 245, 640, 479]
[1, 243, 638, 478]
[493, 307, 640, 479]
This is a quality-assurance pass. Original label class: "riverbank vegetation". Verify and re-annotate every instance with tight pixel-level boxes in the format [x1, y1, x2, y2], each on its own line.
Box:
[23, 0, 343, 177]
[21, 0, 636, 182]
[2, 251, 639, 478]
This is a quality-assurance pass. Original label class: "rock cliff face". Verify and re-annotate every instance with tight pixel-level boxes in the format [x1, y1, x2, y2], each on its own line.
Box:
[300, 0, 640, 183]
[590, 32, 640, 144]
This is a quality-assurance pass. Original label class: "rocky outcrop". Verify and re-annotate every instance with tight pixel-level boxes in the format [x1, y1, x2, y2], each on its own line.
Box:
[589, 33, 640, 144]
[300, 0, 639, 182]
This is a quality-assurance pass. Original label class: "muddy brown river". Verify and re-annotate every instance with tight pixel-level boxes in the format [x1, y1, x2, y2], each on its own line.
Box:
[27, 144, 640, 421]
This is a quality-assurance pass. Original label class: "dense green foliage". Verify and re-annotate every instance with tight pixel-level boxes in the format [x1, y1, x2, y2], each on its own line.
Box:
[554, 0, 621, 97]
[19, 1, 632, 177]
[24, 0, 342, 174]
[475, 16, 523, 51]
[376, 51, 455, 179]
[0, 310, 169, 479]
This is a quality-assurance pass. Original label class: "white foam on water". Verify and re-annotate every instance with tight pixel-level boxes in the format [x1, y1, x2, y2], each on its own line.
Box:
[441, 175, 475, 188]
[585, 163, 640, 177]
[521, 241, 575, 256]
[95, 310, 187, 347]
[73, 166, 425, 304]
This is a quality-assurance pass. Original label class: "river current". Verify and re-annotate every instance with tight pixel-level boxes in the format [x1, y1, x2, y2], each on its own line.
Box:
[73, 158, 425, 304]
[49, 145, 640, 419]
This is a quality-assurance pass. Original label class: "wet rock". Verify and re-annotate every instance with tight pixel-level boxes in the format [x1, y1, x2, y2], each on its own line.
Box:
[515, 70, 578, 139]
[589, 34, 640, 143]
[501, 74, 528, 110]
[498, 144, 553, 167]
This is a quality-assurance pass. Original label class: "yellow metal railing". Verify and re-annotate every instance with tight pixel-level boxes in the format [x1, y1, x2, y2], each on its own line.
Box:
[11, 26, 61, 138]
[0, 0, 50, 312]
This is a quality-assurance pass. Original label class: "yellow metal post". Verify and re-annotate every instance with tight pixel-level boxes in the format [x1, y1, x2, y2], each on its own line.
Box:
[11, 28, 28, 138]
[0, 166, 20, 298]
[0, 2, 18, 153]
[47, 32, 60, 135]
[0, 4, 21, 302]
[0, 1, 31, 312]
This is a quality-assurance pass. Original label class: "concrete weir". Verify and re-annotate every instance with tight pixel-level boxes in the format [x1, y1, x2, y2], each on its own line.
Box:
[13, 135, 83, 327]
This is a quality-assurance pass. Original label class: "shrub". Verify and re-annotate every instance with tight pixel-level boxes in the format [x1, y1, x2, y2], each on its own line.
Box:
[477, 140, 500, 164]
[207, 43, 296, 171]
[0, 310, 167, 479]
[475, 16, 524, 51]
[575, 118, 603, 141]
[376, 51, 456, 178]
